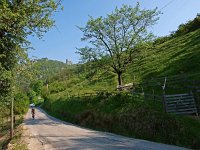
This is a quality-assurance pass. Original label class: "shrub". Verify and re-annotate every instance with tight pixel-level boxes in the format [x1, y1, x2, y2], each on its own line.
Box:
[49, 81, 66, 93]
[14, 92, 29, 115]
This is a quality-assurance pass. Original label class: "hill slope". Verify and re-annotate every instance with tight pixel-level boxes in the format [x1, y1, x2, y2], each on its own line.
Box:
[45, 29, 200, 96]
[125, 28, 200, 82]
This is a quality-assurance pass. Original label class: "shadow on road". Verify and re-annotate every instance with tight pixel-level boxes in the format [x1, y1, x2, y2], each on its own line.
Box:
[25, 118, 60, 126]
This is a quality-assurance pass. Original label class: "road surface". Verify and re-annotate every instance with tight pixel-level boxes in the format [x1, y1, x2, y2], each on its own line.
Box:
[24, 108, 189, 150]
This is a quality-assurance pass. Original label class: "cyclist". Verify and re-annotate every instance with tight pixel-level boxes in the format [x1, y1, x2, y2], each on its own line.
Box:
[31, 108, 35, 119]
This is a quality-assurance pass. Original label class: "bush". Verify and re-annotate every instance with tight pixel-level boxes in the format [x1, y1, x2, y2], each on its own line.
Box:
[14, 92, 29, 115]
[172, 16, 200, 37]
[30, 80, 43, 96]
[49, 81, 66, 93]
[153, 36, 171, 45]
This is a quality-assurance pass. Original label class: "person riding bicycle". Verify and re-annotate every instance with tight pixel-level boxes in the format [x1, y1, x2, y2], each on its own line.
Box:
[31, 108, 35, 119]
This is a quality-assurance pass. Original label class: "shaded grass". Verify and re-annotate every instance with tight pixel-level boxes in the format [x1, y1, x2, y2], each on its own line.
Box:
[8, 125, 28, 150]
[0, 116, 24, 150]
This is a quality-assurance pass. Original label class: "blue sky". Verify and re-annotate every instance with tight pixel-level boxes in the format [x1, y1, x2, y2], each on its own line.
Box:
[28, 0, 200, 63]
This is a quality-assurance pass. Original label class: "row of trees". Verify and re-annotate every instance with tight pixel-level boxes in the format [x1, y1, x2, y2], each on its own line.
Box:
[153, 14, 200, 46]
[172, 15, 200, 37]
[0, 0, 61, 138]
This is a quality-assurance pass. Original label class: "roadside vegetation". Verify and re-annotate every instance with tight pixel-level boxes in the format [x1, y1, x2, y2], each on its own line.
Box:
[7, 125, 28, 150]
[0, 0, 61, 149]
[0, 115, 24, 150]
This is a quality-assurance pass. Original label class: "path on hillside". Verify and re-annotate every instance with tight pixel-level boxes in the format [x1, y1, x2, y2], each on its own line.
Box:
[24, 108, 188, 150]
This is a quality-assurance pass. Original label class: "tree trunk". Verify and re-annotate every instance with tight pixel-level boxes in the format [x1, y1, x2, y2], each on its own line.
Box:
[10, 97, 14, 139]
[117, 72, 123, 86]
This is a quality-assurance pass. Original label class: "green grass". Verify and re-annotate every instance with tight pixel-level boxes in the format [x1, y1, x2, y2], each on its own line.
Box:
[8, 124, 28, 150]
[0, 115, 25, 150]
[127, 29, 200, 81]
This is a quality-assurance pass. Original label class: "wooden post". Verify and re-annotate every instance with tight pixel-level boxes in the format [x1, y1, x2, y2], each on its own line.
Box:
[10, 97, 14, 139]
[46, 83, 49, 90]
[153, 89, 155, 101]
[193, 89, 199, 116]
[141, 87, 144, 94]
[162, 77, 167, 112]
[196, 90, 200, 115]
[141, 87, 145, 101]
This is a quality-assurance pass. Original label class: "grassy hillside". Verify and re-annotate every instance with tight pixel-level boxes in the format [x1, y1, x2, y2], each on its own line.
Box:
[125, 28, 200, 82]
[45, 28, 200, 96]
[41, 29, 200, 149]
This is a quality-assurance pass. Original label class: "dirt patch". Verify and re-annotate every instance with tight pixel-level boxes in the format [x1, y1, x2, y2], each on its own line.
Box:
[7, 124, 27, 150]
[7, 124, 47, 150]
[20, 124, 46, 150]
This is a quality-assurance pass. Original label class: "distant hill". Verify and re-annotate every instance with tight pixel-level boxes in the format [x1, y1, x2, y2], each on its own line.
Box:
[31, 58, 67, 83]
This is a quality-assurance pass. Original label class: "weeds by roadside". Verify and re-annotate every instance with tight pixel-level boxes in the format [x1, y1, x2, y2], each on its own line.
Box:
[0, 116, 27, 150]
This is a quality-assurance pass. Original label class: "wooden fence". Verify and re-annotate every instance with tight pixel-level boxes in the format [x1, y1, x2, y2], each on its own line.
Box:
[63, 73, 200, 116]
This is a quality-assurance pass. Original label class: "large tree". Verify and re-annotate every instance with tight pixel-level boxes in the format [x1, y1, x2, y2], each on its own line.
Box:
[0, 0, 61, 138]
[0, 0, 61, 101]
[77, 3, 160, 86]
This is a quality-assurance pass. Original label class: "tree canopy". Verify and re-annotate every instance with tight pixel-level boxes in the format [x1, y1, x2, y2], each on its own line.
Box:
[77, 3, 160, 86]
[0, 0, 61, 102]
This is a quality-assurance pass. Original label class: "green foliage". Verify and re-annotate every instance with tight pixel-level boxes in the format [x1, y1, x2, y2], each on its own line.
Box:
[128, 28, 200, 81]
[30, 80, 43, 95]
[41, 86, 50, 100]
[153, 36, 171, 45]
[0, 0, 61, 120]
[49, 81, 66, 94]
[27, 90, 36, 102]
[0, 0, 61, 41]
[14, 92, 29, 115]
[27, 90, 43, 105]
[172, 15, 200, 37]
[31, 58, 67, 83]
[77, 3, 160, 85]
[0, 115, 24, 149]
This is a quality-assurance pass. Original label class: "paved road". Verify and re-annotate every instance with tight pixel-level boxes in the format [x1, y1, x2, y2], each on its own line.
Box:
[24, 108, 189, 150]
